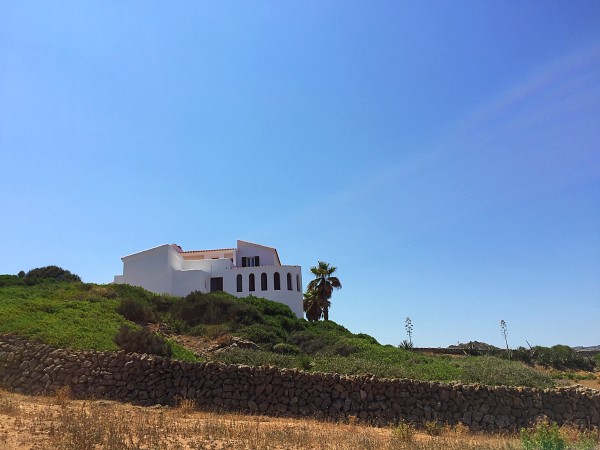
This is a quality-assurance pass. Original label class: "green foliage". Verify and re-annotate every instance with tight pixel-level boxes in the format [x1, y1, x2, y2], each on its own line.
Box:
[117, 298, 155, 324]
[0, 275, 26, 287]
[238, 295, 296, 319]
[25, 266, 81, 283]
[166, 339, 202, 362]
[399, 340, 414, 351]
[355, 333, 379, 345]
[458, 356, 553, 388]
[0, 280, 570, 387]
[272, 343, 301, 355]
[305, 261, 342, 321]
[531, 345, 595, 371]
[237, 324, 282, 349]
[169, 291, 262, 327]
[0, 282, 127, 350]
[520, 420, 598, 450]
[114, 324, 171, 357]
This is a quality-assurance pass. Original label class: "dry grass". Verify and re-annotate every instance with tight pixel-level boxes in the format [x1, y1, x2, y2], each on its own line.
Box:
[0, 388, 595, 450]
[0, 388, 520, 450]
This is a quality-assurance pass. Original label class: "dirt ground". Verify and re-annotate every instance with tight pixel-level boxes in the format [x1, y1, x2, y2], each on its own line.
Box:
[0, 389, 525, 450]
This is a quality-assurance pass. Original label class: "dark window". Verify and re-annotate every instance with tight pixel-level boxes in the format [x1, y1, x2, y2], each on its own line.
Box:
[241, 256, 260, 267]
[210, 277, 223, 292]
[287, 273, 292, 290]
[296, 274, 301, 292]
[236, 274, 243, 292]
[261, 273, 267, 291]
[249, 273, 255, 291]
[274, 272, 281, 290]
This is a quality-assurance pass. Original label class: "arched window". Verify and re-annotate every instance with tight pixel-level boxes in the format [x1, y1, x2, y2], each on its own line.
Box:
[236, 274, 243, 292]
[261, 273, 267, 291]
[274, 272, 281, 290]
[249, 273, 255, 292]
[287, 273, 292, 290]
[296, 274, 301, 292]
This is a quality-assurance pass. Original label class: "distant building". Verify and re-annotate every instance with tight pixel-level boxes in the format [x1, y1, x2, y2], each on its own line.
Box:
[114, 240, 303, 317]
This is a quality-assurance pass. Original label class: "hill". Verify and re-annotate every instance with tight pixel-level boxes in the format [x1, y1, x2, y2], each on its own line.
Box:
[0, 274, 563, 388]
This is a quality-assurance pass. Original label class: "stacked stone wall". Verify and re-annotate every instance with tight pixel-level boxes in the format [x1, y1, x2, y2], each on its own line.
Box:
[1, 335, 598, 430]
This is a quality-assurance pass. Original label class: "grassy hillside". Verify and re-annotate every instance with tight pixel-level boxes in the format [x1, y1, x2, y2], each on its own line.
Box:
[0, 276, 554, 388]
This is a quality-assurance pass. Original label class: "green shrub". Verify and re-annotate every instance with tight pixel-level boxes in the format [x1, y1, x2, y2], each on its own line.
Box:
[520, 420, 566, 450]
[169, 291, 262, 326]
[238, 295, 296, 319]
[459, 356, 553, 388]
[398, 340, 414, 351]
[114, 325, 171, 357]
[0, 275, 26, 287]
[25, 266, 81, 283]
[148, 294, 179, 314]
[161, 313, 190, 334]
[533, 345, 595, 371]
[356, 333, 379, 345]
[272, 343, 301, 355]
[512, 346, 535, 365]
[117, 298, 155, 324]
[331, 341, 360, 356]
[237, 325, 281, 349]
[287, 329, 333, 354]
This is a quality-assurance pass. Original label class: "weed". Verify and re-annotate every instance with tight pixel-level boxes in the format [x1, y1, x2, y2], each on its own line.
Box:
[391, 422, 415, 442]
[0, 389, 19, 415]
[54, 386, 71, 408]
[520, 418, 599, 450]
[424, 420, 443, 436]
[177, 398, 197, 417]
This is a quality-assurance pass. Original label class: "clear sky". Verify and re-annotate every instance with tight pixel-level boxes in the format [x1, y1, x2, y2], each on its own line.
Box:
[1, 2, 599, 349]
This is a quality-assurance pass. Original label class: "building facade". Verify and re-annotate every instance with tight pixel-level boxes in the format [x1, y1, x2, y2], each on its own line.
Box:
[114, 240, 303, 317]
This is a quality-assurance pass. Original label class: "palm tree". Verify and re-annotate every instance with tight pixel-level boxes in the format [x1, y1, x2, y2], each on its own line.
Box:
[303, 289, 323, 322]
[306, 261, 341, 321]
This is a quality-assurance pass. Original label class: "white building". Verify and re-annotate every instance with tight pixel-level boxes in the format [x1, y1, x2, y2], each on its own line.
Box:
[114, 240, 303, 317]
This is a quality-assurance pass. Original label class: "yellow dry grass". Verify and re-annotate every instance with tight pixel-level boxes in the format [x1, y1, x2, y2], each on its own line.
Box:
[0, 388, 592, 450]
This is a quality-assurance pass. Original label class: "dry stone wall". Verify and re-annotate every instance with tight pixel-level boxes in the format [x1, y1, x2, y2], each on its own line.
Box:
[1, 335, 598, 430]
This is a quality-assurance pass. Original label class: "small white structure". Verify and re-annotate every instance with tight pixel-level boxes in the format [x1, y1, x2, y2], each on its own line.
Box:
[114, 240, 303, 317]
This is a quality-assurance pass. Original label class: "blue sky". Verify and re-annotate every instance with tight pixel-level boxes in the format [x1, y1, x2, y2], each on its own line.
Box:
[1, 2, 599, 348]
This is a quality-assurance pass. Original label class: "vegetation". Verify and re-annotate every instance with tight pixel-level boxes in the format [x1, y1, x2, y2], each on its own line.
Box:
[304, 261, 342, 321]
[520, 418, 598, 450]
[0, 270, 591, 387]
[114, 324, 171, 357]
[2, 389, 598, 450]
[0, 265, 81, 287]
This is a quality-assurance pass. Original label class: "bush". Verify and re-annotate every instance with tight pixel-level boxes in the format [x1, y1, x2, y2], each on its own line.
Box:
[356, 333, 379, 345]
[332, 341, 360, 356]
[117, 298, 155, 324]
[169, 291, 262, 326]
[238, 295, 296, 319]
[287, 329, 334, 354]
[533, 345, 595, 371]
[114, 325, 171, 357]
[25, 266, 81, 283]
[273, 343, 301, 355]
[0, 275, 25, 287]
[237, 325, 281, 349]
[458, 356, 553, 388]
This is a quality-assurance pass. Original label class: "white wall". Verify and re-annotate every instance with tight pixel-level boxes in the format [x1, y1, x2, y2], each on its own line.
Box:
[237, 241, 278, 266]
[115, 245, 175, 295]
[115, 243, 304, 318]
[229, 266, 303, 317]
